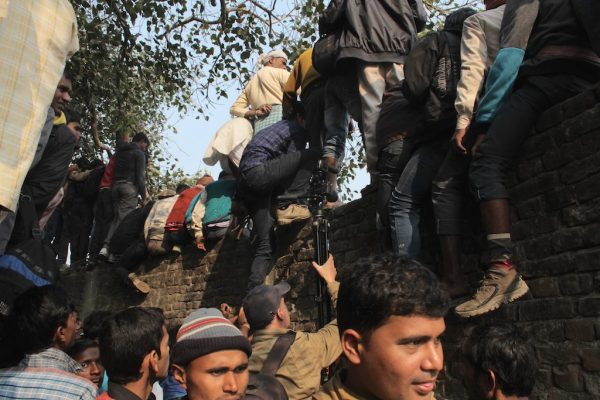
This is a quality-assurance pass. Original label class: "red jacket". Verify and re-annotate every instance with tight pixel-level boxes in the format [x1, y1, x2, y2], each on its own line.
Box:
[99, 157, 116, 189]
[165, 187, 203, 231]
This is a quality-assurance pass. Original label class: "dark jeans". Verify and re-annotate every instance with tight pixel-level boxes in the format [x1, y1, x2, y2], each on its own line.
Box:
[389, 141, 447, 258]
[69, 201, 94, 263]
[301, 82, 326, 151]
[376, 139, 413, 228]
[240, 149, 319, 291]
[432, 138, 476, 236]
[89, 188, 113, 259]
[117, 238, 148, 276]
[104, 181, 138, 247]
[470, 74, 593, 200]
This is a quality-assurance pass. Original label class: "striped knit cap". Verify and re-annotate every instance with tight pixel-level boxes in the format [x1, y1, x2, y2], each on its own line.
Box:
[172, 308, 252, 366]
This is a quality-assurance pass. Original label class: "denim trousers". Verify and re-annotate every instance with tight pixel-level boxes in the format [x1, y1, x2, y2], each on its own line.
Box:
[104, 181, 138, 247]
[322, 73, 362, 162]
[240, 149, 319, 291]
[376, 139, 414, 228]
[389, 141, 447, 258]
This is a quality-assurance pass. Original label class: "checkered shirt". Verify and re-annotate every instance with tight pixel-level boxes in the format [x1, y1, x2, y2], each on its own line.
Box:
[239, 119, 307, 174]
[0, 0, 79, 213]
[0, 348, 97, 399]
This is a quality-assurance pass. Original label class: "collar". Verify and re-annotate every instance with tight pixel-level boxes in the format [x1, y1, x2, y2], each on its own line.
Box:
[54, 111, 66, 126]
[107, 382, 156, 400]
[251, 328, 293, 343]
[19, 347, 82, 373]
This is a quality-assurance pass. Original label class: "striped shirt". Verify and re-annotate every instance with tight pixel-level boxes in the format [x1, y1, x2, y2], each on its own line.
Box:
[0, 0, 79, 214]
[0, 348, 97, 399]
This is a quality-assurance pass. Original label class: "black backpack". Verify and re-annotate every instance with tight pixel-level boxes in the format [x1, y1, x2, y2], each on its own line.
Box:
[245, 332, 295, 400]
[0, 194, 59, 316]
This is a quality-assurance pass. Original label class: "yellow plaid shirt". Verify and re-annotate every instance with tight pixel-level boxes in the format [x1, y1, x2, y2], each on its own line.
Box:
[0, 0, 79, 214]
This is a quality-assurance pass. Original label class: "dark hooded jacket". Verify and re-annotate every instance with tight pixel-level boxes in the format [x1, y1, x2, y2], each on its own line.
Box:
[22, 124, 76, 214]
[112, 143, 147, 198]
[319, 0, 428, 64]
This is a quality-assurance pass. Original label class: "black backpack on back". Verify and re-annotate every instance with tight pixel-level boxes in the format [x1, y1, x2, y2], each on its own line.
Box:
[245, 332, 295, 400]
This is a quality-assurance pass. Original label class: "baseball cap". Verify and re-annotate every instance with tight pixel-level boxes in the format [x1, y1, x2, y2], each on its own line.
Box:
[242, 282, 291, 330]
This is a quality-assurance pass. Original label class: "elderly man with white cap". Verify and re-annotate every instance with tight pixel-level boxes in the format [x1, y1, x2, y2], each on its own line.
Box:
[230, 50, 290, 132]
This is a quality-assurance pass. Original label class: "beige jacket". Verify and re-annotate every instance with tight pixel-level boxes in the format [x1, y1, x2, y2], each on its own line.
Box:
[249, 281, 342, 400]
[230, 66, 290, 117]
[314, 369, 437, 400]
[455, 5, 505, 130]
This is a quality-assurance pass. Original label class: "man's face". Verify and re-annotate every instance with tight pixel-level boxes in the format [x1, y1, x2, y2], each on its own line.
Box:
[157, 326, 170, 380]
[353, 315, 445, 400]
[74, 346, 105, 387]
[67, 121, 82, 146]
[51, 76, 73, 114]
[268, 57, 287, 70]
[175, 349, 249, 400]
[136, 140, 148, 152]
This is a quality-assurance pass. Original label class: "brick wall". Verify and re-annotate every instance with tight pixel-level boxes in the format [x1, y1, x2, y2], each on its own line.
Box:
[62, 84, 600, 399]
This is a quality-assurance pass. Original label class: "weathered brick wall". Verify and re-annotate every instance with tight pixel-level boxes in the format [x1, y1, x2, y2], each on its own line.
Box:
[62, 85, 600, 399]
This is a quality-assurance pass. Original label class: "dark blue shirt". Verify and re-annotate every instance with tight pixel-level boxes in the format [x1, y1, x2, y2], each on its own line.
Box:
[239, 120, 307, 173]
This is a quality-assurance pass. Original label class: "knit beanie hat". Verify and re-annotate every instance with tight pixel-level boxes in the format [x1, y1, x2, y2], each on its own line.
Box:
[172, 308, 252, 366]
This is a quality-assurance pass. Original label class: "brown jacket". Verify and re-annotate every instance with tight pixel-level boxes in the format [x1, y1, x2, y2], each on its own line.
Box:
[249, 281, 342, 400]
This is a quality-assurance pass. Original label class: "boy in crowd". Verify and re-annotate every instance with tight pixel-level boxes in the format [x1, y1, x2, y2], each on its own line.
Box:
[0, 285, 96, 399]
[170, 308, 252, 400]
[461, 324, 536, 400]
[98, 307, 169, 400]
[314, 256, 450, 400]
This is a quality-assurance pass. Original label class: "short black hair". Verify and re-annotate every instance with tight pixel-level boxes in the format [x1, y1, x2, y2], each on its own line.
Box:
[337, 255, 450, 340]
[462, 323, 537, 397]
[175, 183, 190, 194]
[63, 68, 75, 82]
[443, 7, 477, 33]
[68, 338, 99, 359]
[132, 132, 150, 146]
[83, 310, 113, 341]
[12, 285, 75, 354]
[99, 307, 165, 385]
[64, 109, 81, 124]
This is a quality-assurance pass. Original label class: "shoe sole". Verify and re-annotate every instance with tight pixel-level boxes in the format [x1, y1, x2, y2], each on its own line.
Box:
[277, 216, 311, 225]
[129, 277, 150, 294]
[455, 277, 530, 318]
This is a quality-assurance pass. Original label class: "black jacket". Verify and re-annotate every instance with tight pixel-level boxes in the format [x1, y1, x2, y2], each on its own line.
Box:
[22, 124, 76, 214]
[113, 143, 147, 198]
[319, 0, 427, 64]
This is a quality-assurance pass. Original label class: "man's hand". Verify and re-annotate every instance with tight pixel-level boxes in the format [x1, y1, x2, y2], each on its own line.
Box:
[451, 128, 468, 154]
[471, 134, 486, 156]
[311, 254, 337, 284]
[254, 104, 272, 118]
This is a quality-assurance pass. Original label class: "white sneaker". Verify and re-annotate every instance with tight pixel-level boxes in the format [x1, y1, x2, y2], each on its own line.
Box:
[99, 247, 109, 259]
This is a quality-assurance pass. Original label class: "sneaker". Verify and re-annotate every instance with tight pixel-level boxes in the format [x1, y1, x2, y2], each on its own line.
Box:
[277, 204, 311, 225]
[455, 265, 529, 318]
[98, 247, 109, 260]
[128, 273, 150, 294]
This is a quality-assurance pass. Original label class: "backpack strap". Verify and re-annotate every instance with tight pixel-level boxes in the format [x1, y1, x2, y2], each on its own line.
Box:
[260, 332, 296, 376]
[18, 194, 42, 240]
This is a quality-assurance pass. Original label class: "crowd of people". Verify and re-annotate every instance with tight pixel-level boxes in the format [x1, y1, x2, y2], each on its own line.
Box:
[0, 257, 538, 400]
[0, 0, 598, 399]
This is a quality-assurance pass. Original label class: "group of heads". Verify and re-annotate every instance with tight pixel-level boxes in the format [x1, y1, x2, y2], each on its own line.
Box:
[7, 255, 536, 400]
[242, 256, 537, 400]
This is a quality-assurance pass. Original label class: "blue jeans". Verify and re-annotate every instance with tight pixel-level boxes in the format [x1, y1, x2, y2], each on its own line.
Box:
[389, 142, 446, 258]
[376, 139, 413, 228]
[322, 73, 362, 161]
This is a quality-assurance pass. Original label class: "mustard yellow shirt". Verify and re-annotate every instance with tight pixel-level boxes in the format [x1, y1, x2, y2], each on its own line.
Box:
[284, 48, 323, 103]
